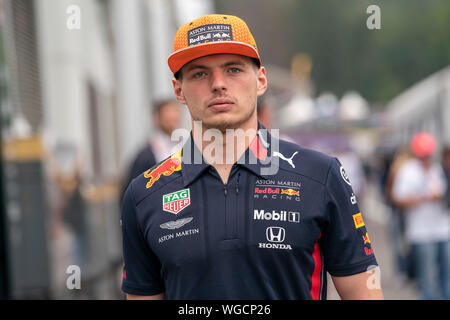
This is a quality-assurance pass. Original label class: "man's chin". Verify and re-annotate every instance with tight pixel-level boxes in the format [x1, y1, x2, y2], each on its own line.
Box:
[200, 115, 242, 132]
[194, 108, 256, 133]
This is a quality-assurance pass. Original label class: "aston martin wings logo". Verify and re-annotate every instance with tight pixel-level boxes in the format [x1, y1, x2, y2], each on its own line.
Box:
[160, 217, 194, 230]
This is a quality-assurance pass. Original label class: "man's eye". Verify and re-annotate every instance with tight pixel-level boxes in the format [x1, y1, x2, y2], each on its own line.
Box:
[229, 68, 241, 73]
[192, 71, 207, 78]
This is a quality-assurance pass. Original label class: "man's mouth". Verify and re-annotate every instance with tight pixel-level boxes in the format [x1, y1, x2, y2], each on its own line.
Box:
[208, 98, 234, 111]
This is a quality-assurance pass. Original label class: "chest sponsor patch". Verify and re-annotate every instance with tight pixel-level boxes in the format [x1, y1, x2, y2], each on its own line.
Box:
[254, 180, 301, 201]
[160, 217, 194, 230]
[255, 179, 301, 189]
[254, 187, 300, 196]
[162, 188, 191, 214]
[258, 226, 292, 250]
[253, 209, 300, 223]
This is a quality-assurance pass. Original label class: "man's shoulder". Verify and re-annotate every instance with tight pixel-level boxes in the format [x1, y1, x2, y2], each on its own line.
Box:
[128, 151, 184, 206]
[275, 138, 335, 185]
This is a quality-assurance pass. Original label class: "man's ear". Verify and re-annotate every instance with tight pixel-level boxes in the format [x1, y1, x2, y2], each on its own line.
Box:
[256, 66, 268, 97]
[172, 77, 186, 105]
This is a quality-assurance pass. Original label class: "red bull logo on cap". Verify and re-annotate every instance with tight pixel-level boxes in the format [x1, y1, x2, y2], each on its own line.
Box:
[144, 150, 182, 189]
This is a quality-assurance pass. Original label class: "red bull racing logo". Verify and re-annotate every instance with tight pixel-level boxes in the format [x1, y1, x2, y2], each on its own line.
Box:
[254, 187, 300, 196]
[362, 232, 373, 255]
[281, 188, 300, 196]
[144, 150, 182, 189]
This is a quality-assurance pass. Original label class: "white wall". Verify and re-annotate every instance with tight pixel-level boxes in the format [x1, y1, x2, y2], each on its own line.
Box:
[111, 0, 150, 170]
[37, 0, 119, 177]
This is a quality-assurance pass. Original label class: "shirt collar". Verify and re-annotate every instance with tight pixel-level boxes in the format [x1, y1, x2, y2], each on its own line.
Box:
[181, 133, 211, 187]
[236, 122, 278, 180]
[181, 122, 279, 187]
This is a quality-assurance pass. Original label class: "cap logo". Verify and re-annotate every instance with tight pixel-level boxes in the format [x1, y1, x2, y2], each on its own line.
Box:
[188, 24, 233, 46]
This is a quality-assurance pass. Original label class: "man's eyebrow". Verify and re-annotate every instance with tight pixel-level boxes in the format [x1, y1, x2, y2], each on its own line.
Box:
[185, 64, 208, 72]
[185, 60, 247, 72]
[222, 61, 246, 67]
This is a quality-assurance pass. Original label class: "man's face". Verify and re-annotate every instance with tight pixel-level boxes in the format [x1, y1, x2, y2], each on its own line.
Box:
[157, 102, 181, 136]
[172, 54, 267, 132]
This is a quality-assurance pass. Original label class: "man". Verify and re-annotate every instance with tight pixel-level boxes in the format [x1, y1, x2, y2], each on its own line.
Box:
[121, 14, 383, 300]
[392, 132, 449, 299]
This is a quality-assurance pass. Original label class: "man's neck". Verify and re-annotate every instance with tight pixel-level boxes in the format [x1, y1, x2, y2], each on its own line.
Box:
[191, 120, 258, 183]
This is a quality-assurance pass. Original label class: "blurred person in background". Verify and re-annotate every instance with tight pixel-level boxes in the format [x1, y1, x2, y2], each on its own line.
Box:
[443, 147, 450, 209]
[391, 132, 450, 299]
[121, 99, 183, 202]
[256, 96, 273, 130]
[148, 99, 184, 163]
[383, 146, 412, 287]
[57, 167, 89, 271]
[47, 141, 89, 276]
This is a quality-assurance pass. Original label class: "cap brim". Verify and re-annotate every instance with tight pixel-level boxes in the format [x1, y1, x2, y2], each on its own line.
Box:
[168, 41, 260, 74]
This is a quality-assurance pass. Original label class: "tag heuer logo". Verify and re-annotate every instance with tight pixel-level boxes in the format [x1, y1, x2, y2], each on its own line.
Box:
[163, 189, 191, 214]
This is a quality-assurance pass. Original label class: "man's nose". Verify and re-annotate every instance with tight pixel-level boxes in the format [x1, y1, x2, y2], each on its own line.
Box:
[210, 69, 226, 92]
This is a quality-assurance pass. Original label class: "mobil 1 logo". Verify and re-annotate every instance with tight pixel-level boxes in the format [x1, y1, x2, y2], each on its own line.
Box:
[254, 209, 300, 223]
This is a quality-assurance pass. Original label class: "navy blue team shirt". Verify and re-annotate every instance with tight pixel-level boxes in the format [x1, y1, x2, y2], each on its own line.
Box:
[121, 124, 378, 299]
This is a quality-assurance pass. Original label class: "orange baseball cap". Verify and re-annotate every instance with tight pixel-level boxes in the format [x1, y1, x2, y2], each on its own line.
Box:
[411, 132, 436, 157]
[168, 14, 261, 75]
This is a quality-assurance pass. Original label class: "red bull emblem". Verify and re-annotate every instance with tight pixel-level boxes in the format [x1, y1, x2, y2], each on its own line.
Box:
[144, 150, 182, 189]
[281, 188, 300, 196]
[362, 232, 371, 245]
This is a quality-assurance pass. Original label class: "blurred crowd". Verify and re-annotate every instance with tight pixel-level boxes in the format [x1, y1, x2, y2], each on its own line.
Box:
[379, 133, 450, 300]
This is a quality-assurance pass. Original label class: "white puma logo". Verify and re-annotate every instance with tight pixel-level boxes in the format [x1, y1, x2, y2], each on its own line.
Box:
[273, 151, 298, 168]
[257, 130, 269, 148]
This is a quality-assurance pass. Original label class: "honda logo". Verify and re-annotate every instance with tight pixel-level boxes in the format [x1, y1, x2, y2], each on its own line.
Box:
[266, 227, 285, 243]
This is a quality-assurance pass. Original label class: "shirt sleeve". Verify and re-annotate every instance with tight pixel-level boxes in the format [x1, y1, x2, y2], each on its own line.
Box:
[321, 158, 378, 277]
[121, 182, 165, 295]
